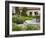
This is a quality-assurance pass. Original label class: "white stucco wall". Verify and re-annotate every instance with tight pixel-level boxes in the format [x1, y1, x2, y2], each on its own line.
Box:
[26, 10, 40, 16]
[12, 7, 40, 16]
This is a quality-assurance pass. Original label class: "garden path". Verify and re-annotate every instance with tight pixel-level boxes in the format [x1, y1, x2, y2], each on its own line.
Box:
[23, 18, 40, 25]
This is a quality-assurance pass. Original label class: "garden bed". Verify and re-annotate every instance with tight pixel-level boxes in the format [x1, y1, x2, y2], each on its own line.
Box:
[12, 23, 40, 31]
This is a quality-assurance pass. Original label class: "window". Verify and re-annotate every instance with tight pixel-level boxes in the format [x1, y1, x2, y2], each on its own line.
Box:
[34, 11, 38, 15]
[30, 12, 32, 15]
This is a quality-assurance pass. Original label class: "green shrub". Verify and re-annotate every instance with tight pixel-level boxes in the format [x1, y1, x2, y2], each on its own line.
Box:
[12, 16, 17, 23]
[16, 16, 25, 24]
[29, 16, 40, 18]
[12, 25, 23, 31]
[12, 16, 25, 24]
[12, 23, 40, 31]
[26, 25, 33, 30]
[12, 23, 17, 31]
[13, 25, 22, 31]
[26, 24, 40, 30]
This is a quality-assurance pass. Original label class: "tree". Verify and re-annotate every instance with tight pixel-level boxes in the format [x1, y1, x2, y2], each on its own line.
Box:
[15, 7, 20, 15]
[21, 7, 27, 16]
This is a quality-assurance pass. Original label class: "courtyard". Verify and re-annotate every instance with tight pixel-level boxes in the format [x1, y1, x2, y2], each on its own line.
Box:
[12, 7, 40, 31]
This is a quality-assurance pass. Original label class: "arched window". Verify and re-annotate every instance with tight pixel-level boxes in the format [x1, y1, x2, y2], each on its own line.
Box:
[30, 12, 32, 16]
[34, 11, 38, 16]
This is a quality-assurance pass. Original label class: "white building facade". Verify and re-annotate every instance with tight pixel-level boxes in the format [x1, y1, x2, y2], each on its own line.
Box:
[12, 7, 40, 16]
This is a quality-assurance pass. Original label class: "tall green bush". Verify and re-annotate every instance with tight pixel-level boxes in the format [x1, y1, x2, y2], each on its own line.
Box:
[21, 7, 27, 16]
